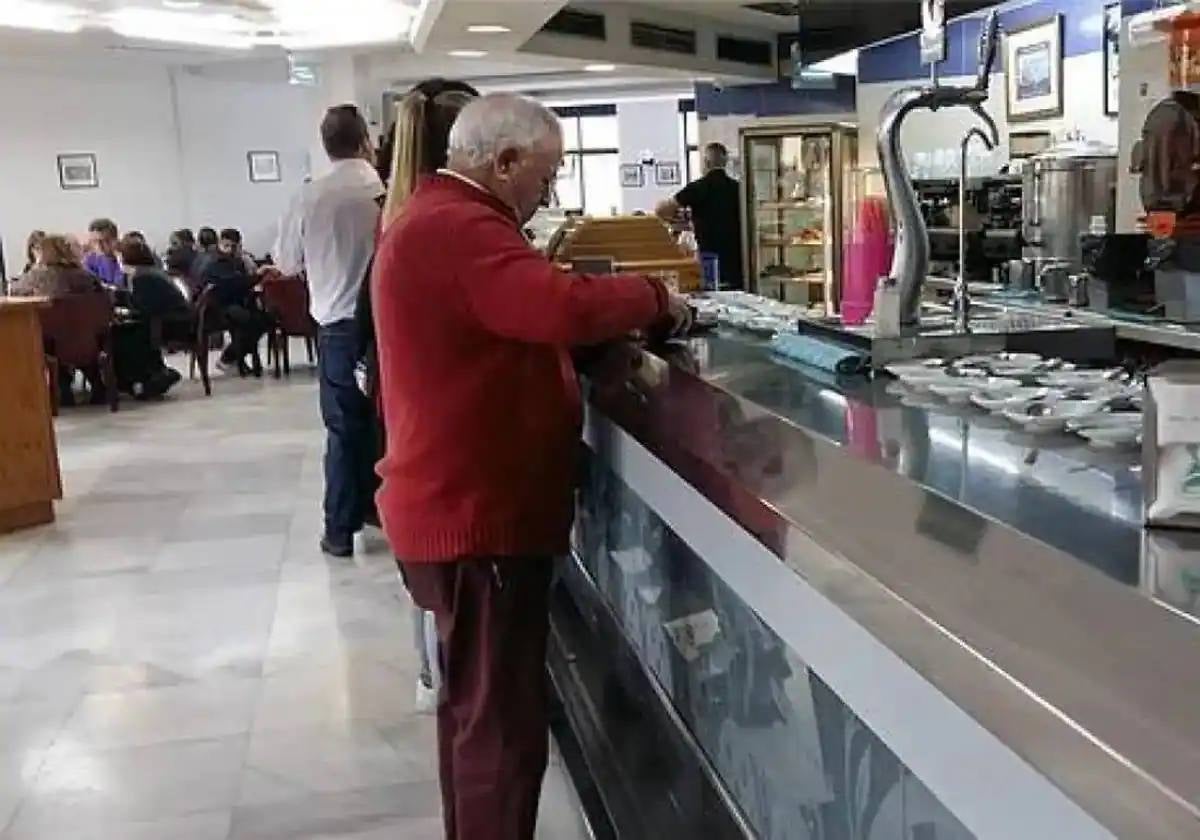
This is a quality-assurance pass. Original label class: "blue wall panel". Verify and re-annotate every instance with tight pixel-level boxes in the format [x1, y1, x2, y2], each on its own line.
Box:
[695, 76, 856, 119]
[860, 0, 1118, 84]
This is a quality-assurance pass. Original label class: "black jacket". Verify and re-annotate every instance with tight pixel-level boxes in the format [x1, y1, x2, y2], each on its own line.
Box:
[130, 267, 190, 320]
[198, 252, 253, 308]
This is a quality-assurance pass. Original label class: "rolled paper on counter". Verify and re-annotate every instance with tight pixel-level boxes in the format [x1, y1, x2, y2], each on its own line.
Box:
[770, 331, 870, 375]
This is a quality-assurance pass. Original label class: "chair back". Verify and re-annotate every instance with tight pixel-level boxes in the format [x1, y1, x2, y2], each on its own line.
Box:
[260, 277, 315, 337]
[38, 291, 114, 368]
[194, 284, 225, 337]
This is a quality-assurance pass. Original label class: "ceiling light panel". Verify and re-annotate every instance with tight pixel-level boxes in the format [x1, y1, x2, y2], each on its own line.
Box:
[0, 1, 86, 34]
[0, 0, 418, 51]
[265, 0, 416, 49]
[108, 7, 255, 49]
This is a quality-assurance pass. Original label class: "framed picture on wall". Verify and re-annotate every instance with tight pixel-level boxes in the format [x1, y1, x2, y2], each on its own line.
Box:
[57, 153, 98, 190]
[1003, 15, 1064, 123]
[620, 164, 644, 188]
[247, 150, 281, 183]
[1104, 3, 1120, 116]
[655, 162, 681, 187]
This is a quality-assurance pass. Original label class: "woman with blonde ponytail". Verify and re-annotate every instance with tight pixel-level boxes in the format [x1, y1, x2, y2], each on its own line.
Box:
[355, 77, 478, 715]
[382, 79, 479, 229]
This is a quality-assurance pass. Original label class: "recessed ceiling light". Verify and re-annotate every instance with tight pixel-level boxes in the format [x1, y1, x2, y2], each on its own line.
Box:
[162, 0, 203, 8]
[467, 24, 511, 34]
[449, 49, 487, 58]
[584, 63, 616, 72]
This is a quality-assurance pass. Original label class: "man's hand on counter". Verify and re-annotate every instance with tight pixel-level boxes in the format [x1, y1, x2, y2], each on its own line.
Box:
[667, 292, 693, 337]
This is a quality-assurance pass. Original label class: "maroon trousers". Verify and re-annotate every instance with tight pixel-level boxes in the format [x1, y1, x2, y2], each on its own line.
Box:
[402, 557, 553, 840]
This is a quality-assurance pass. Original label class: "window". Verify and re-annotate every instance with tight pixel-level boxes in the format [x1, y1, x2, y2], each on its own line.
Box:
[554, 105, 620, 216]
[679, 99, 700, 182]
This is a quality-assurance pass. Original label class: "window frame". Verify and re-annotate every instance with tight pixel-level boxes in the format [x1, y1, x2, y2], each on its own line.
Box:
[679, 99, 699, 182]
[553, 104, 619, 215]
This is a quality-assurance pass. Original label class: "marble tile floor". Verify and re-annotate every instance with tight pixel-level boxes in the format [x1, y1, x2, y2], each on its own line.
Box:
[0, 358, 594, 840]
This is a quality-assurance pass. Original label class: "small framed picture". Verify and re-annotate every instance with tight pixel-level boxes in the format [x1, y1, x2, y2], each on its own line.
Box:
[57, 153, 98, 190]
[655, 161, 681, 187]
[1004, 15, 1064, 123]
[1103, 3, 1120, 116]
[620, 164, 644, 188]
[247, 150, 282, 183]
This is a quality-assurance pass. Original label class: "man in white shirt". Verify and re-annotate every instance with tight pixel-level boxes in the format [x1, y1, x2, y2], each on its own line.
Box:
[275, 104, 384, 557]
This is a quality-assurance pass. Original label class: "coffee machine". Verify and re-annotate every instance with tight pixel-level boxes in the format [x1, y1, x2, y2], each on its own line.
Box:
[916, 175, 1022, 283]
[1133, 90, 1200, 321]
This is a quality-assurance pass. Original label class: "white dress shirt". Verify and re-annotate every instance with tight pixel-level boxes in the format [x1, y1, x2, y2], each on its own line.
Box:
[274, 158, 384, 326]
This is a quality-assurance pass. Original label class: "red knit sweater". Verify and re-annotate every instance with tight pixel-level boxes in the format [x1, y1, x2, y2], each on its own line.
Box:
[372, 174, 669, 562]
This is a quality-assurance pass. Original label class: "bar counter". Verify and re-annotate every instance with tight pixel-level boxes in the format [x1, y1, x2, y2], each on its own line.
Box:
[549, 330, 1200, 840]
[0, 298, 61, 533]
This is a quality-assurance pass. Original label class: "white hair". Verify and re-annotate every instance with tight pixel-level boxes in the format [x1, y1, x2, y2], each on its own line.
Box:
[447, 93, 562, 168]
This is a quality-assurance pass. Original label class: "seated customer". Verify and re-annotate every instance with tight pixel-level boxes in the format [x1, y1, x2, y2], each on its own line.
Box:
[109, 235, 184, 398]
[165, 229, 197, 279]
[11, 235, 104, 405]
[11, 234, 100, 297]
[188, 226, 220, 297]
[196, 234, 266, 375]
[84, 217, 126, 289]
[219, 228, 259, 277]
[120, 235, 191, 339]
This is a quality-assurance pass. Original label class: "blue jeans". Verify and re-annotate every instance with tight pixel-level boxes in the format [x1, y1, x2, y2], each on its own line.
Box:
[318, 319, 375, 545]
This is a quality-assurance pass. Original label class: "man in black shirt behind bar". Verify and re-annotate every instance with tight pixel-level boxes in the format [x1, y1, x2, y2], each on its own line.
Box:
[656, 141, 744, 290]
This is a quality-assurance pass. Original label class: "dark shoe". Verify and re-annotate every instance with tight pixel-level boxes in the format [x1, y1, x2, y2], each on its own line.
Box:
[320, 535, 353, 558]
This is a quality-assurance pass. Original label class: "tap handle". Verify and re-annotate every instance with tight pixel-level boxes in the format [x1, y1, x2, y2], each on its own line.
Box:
[975, 11, 999, 91]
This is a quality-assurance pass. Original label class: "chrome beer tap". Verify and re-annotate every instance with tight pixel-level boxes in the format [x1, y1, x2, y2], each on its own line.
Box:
[876, 9, 1000, 329]
[953, 126, 997, 332]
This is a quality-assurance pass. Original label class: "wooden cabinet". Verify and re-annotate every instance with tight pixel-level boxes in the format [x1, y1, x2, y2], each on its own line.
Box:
[0, 299, 61, 533]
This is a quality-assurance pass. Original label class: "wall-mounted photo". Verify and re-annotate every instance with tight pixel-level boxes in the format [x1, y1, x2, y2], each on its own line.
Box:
[247, 150, 281, 183]
[1104, 3, 1120, 116]
[57, 153, 98, 190]
[1004, 15, 1063, 123]
[620, 163, 644, 188]
[655, 161, 681, 187]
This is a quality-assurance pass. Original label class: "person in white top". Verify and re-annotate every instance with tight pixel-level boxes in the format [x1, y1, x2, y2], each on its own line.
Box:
[273, 104, 384, 557]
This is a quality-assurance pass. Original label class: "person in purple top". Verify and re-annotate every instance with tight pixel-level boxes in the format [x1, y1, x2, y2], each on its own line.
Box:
[84, 217, 126, 288]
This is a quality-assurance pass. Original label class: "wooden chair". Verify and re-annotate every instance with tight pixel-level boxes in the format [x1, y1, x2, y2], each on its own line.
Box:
[188, 285, 224, 397]
[37, 291, 118, 413]
[259, 277, 317, 378]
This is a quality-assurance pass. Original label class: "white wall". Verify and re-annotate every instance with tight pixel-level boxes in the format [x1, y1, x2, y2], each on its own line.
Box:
[174, 70, 311, 255]
[0, 58, 183, 275]
[617, 99, 684, 213]
[855, 53, 1119, 173]
[0, 52, 362, 276]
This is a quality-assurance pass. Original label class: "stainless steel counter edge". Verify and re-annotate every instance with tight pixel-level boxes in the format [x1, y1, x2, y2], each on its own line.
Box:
[584, 341, 1200, 839]
[927, 285, 1200, 353]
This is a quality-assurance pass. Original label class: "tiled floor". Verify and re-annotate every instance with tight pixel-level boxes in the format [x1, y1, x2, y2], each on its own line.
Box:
[0, 357, 593, 840]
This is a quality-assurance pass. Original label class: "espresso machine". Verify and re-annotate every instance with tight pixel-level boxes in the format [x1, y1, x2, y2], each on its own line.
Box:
[916, 175, 1022, 284]
[1132, 91, 1200, 321]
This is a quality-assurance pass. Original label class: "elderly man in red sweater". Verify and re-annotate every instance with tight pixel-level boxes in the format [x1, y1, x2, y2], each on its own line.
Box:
[371, 92, 687, 840]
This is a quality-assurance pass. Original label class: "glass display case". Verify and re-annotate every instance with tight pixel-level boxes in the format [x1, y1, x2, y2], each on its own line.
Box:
[742, 123, 857, 311]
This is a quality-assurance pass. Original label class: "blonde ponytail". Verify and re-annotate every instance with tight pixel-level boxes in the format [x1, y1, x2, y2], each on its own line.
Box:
[382, 91, 427, 229]
[381, 86, 477, 230]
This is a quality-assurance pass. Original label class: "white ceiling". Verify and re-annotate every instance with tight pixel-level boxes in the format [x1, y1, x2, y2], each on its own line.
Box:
[0, 0, 423, 53]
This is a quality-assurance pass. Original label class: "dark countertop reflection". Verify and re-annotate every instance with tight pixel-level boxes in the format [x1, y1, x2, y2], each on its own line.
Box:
[686, 332, 1143, 586]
